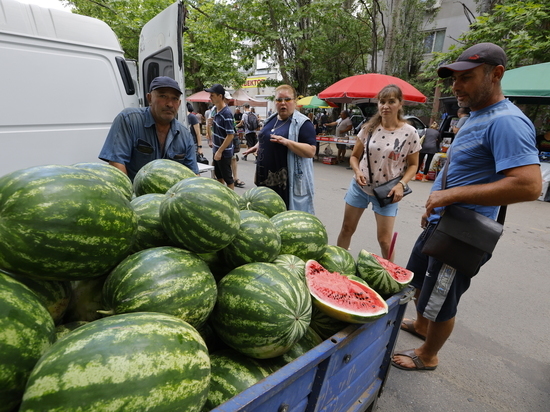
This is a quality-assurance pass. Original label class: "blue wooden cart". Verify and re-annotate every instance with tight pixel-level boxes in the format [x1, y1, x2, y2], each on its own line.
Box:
[211, 287, 413, 412]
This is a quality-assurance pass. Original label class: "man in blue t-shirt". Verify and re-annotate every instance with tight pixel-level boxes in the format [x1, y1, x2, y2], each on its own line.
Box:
[99, 76, 198, 180]
[205, 84, 236, 189]
[393, 43, 542, 372]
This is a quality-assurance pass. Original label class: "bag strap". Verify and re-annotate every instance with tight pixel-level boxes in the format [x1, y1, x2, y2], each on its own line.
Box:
[365, 131, 374, 184]
[439, 147, 507, 224]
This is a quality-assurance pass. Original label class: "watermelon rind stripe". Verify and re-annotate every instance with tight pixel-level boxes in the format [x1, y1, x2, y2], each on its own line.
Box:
[271, 211, 328, 262]
[212, 262, 312, 359]
[0, 165, 137, 280]
[102, 247, 217, 328]
[0, 272, 55, 412]
[160, 177, 240, 254]
[20, 312, 210, 412]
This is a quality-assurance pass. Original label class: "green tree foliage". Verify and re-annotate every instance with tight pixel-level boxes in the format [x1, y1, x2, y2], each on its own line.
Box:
[420, 0, 550, 93]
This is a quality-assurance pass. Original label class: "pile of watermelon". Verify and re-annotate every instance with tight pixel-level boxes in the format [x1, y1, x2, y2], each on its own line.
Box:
[0, 160, 413, 412]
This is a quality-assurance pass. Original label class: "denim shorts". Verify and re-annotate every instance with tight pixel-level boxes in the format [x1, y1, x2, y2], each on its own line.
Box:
[344, 178, 399, 217]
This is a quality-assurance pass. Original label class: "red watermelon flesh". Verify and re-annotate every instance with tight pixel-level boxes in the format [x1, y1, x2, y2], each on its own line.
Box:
[356, 250, 413, 297]
[375, 255, 414, 283]
[305, 260, 388, 324]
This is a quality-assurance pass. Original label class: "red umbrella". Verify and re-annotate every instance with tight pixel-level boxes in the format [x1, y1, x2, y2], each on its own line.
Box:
[318, 73, 427, 104]
[186, 90, 235, 105]
[186, 90, 211, 102]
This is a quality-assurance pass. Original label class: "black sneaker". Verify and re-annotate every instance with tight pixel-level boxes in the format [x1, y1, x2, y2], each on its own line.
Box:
[243, 155, 248, 161]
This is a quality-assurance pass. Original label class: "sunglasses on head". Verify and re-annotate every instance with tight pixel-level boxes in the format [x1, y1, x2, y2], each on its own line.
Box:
[274, 97, 294, 103]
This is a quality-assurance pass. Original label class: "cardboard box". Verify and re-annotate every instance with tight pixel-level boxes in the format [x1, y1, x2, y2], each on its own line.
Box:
[322, 156, 337, 165]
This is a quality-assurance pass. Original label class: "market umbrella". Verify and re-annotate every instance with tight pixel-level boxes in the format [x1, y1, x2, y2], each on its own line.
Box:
[186, 90, 235, 105]
[318, 73, 427, 104]
[231, 88, 268, 107]
[502, 62, 550, 105]
[296, 95, 337, 108]
[186, 90, 212, 103]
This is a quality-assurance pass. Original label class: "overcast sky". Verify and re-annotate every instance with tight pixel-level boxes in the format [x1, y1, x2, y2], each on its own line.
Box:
[18, 0, 71, 11]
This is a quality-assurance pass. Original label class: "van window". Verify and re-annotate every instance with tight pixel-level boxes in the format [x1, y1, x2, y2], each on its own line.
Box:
[142, 48, 175, 103]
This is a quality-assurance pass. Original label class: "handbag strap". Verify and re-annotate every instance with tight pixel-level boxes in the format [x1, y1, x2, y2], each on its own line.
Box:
[365, 131, 374, 185]
[439, 147, 507, 224]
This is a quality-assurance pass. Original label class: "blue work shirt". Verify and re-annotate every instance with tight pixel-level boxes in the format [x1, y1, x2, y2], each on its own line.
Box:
[99, 107, 198, 180]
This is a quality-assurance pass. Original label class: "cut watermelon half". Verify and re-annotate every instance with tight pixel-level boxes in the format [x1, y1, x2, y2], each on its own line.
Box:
[305, 260, 388, 324]
[356, 250, 414, 296]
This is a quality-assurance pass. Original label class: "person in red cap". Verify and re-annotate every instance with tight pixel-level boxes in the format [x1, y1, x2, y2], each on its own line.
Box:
[99, 76, 198, 180]
[392, 43, 542, 371]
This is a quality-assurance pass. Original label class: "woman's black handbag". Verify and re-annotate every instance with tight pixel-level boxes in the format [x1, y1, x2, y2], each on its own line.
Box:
[420, 148, 506, 277]
[373, 176, 412, 207]
[196, 153, 209, 165]
[365, 132, 411, 207]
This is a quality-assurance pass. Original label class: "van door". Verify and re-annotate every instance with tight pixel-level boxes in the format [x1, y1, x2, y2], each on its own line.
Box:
[138, 0, 187, 121]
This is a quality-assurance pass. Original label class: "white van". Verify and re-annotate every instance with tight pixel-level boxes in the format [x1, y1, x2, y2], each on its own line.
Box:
[0, 0, 187, 177]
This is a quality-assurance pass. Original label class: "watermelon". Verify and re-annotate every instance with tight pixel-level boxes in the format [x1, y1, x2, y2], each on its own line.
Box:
[222, 210, 281, 269]
[73, 162, 133, 200]
[356, 249, 414, 296]
[101, 247, 217, 329]
[160, 176, 241, 254]
[55, 321, 89, 341]
[270, 210, 328, 261]
[273, 254, 306, 281]
[211, 262, 312, 359]
[305, 260, 388, 323]
[0, 272, 56, 412]
[133, 158, 196, 196]
[130, 193, 174, 252]
[263, 326, 323, 371]
[198, 251, 232, 283]
[318, 245, 356, 277]
[238, 186, 287, 217]
[20, 312, 210, 412]
[205, 349, 273, 410]
[0, 165, 138, 280]
[2, 270, 71, 325]
[63, 276, 107, 323]
[310, 305, 351, 340]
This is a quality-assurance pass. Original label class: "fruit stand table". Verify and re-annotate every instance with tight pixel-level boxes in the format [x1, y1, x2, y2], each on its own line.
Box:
[211, 287, 413, 412]
[198, 162, 215, 178]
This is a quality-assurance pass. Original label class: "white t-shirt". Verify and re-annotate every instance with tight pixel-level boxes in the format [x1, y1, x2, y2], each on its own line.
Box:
[336, 117, 353, 137]
[356, 123, 421, 195]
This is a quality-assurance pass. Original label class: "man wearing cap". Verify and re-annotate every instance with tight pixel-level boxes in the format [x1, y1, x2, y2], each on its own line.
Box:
[205, 84, 237, 189]
[99, 76, 198, 180]
[392, 43, 541, 371]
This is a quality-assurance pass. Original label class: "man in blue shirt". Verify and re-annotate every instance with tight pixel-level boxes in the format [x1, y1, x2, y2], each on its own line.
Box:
[99, 76, 198, 180]
[393, 43, 541, 371]
[205, 84, 236, 189]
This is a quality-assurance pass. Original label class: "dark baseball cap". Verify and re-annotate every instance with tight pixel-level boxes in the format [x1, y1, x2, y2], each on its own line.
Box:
[149, 76, 182, 94]
[204, 83, 225, 95]
[437, 43, 507, 78]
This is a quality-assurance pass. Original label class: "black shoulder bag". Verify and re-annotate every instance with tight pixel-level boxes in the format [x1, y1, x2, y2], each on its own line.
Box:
[420, 149, 506, 277]
[365, 131, 411, 207]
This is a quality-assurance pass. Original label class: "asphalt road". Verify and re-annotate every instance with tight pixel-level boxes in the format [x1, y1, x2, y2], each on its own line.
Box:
[207, 142, 550, 412]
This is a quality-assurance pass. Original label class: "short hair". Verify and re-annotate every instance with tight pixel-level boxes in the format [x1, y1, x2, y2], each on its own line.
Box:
[275, 84, 297, 99]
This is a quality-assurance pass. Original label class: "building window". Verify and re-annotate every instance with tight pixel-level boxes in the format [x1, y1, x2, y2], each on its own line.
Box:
[424, 30, 446, 54]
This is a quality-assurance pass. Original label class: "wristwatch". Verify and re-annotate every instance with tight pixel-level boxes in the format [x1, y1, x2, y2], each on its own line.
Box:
[197, 145, 202, 148]
[398, 180, 409, 191]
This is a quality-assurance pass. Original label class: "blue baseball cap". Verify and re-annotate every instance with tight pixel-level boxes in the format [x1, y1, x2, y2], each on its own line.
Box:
[149, 76, 182, 94]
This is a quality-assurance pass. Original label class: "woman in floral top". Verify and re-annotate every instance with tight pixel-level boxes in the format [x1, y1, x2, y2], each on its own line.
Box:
[337, 84, 421, 260]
